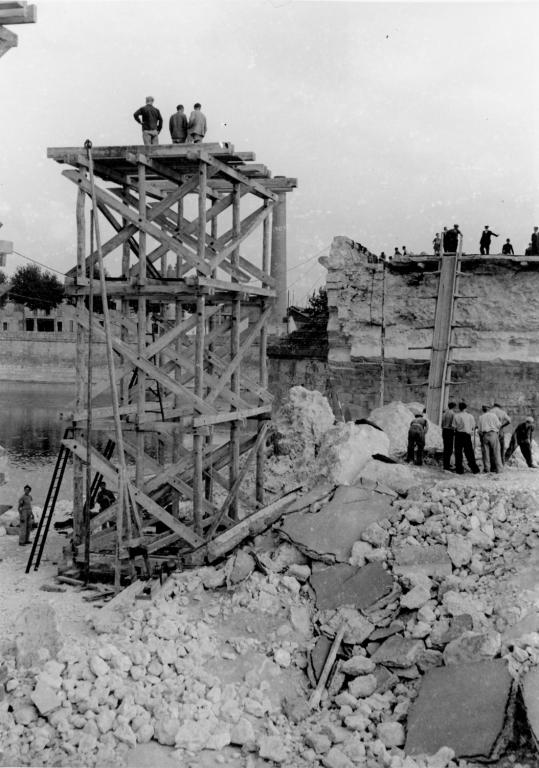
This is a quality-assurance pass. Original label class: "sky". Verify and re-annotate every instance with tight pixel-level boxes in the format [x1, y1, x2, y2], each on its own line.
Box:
[1, 0, 538, 303]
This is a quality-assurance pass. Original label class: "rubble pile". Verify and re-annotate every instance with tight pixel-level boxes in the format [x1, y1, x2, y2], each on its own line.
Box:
[2, 479, 539, 767]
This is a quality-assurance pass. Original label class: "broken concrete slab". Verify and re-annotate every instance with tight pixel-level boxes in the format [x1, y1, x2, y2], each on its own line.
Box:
[359, 458, 423, 496]
[15, 603, 62, 669]
[405, 660, 514, 761]
[309, 562, 395, 611]
[280, 485, 396, 563]
[521, 668, 539, 751]
[309, 635, 334, 684]
[393, 543, 452, 579]
[371, 635, 425, 668]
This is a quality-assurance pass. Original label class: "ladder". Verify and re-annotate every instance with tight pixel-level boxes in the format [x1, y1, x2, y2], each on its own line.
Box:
[25, 427, 73, 573]
[84, 438, 115, 511]
[425, 241, 463, 424]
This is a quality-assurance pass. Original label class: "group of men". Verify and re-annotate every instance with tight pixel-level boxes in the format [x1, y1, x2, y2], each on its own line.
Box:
[133, 97, 207, 146]
[431, 225, 533, 257]
[406, 401, 536, 473]
[441, 402, 535, 474]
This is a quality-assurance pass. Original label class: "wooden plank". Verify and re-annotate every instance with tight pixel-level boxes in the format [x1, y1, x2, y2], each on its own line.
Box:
[196, 276, 276, 298]
[206, 489, 300, 561]
[193, 404, 271, 428]
[201, 151, 278, 201]
[0, 5, 37, 24]
[48, 143, 241, 163]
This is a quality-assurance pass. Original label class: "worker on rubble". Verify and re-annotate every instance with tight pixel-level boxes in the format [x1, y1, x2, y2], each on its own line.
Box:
[441, 401, 456, 471]
[453, 402, 480, 475]
[478, 405, 503, 473]
[169, 104, 188, 144]
[502, 239, 514, 256]
[490, 402, 511, 464]
[505, 417, 536, 468]
[479, 226, 498, 256]
[18, 484, 33, 546]
[133, 96, 163, 146]
[406, 411, 428, 466]
[188, 103, 207, 143]
[444, 224, 462, 254]
[433, 233, 442, 256]
[394, 247, 401, 258]
[531, 227, 539, 255]
[96, 482, 116, 514]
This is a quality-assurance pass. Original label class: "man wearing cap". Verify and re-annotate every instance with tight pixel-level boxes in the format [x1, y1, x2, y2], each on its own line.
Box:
[490, 402, 511, 464]
[453, 402, 480, 474]
[505, 417, 536, 467]
[478, 405, 502, 473]
[479, 226, 498, 256]
[133, 96, 163, 146]
[531, 227, 539, 256]
[444, 224, 462, 254]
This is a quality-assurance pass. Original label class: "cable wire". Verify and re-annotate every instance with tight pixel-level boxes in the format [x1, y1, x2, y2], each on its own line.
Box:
[12, 250, 66, 277]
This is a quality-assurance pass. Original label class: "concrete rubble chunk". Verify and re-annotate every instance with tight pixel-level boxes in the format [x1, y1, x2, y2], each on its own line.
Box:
[280, 484, 395, 563]
[314, 422, 391, 486]
[14, 603, 61, 669]
[305, 731, 332, 754]
[446, 534, 473, 568]
[341, 655, 376, 676]
[371, 635, 425, 668]
[369, 401, 442, 454]
[227, 550, 255, 584]
[521, 668, 539, 751]
[310, 562, 395, 611]
[348, 673, 377, 698]
[405, 660, 514, 760]
[393, 543, 452, 579]
[359, 458, 420, 495]
[322, 746, 355, 768]
[30, 680, 62, 715]
[377, 721, 405, 747]
[400, 584, 431, 610]
[443, 630, 501, 665]
[258, 734, 288, 763]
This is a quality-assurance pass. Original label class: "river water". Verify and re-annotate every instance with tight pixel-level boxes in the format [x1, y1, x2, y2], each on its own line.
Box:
[0, 382, 75, 509]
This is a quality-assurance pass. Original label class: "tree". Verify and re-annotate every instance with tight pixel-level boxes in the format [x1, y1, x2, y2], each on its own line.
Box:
[0, 270, 8, 308]
[304, 287, 329, 325]
[9, 264, 64, 311]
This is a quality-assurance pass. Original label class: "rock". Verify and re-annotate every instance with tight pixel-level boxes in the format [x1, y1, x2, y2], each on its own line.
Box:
[443, 631, 501, 665]
[155, 716, 180, 746]
[404, 507, 425, 525]
[322, 746, 355, 768]
[13, 704, 38, 725]
[89, 654, 109, 678]
[31, 680, 62, 715]
[369, 401, 442, 453]
[371, 636, 425, 668]
[258, 734, 288, 763]
[359, 459, 419, 495]
[96, 708, 116, 734]
[447, 534, 473, 567]
[400, 585, 431, 610]
[206, 726, 231, 750]
[14, 603, 61, 669]
[199, 566, 226, 589]
[377, 721, 405, 747]
[315, 423, 390, 486]
[282, 694, 310, 724]
[442, 591, 487, 629]
[348, 674, 377, 698]
[287, 563, 311, 582]
[305, 732, 332, 754]
[228, 550, 255, 584]
[361, 522, 390, 548]
[349, 540, 374, 567]
[343, 713, 370, 731]
[274, 649, 291, 668]
[341, 655, 376, 676]
[230, 717, 255, 745]
[289, 604, 312, 636]
[393, 543, 452, 579]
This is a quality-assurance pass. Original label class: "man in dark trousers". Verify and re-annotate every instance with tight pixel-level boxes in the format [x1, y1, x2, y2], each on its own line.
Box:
[479, 226, 498, 255]
[406, 411, 428, 466]
[18, 484, 33, 546]
[491, 402, 511, 464]
[453, 402, 480, 474]
[531, 227, 539, 255]
[441, 401, 456, 470]
[133, 96, 163, 146]
[169, 104, 188, 144]
[502, 239, 514, 256]
[505, 417, 536, 467]
[444, 224, 462, 254]
[188, 103, 207, 143]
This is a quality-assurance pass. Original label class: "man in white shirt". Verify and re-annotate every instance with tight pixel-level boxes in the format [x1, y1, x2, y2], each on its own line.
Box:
[478, 405, 502, 473]
[453, 402, 480, 474]
[490, 402, 511, 465]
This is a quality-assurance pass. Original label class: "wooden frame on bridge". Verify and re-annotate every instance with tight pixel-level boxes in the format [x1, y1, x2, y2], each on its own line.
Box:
[47, 142, 296, 572]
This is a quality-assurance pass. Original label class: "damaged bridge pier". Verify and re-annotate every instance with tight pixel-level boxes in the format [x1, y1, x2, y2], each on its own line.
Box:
[47, 142, 296, 573]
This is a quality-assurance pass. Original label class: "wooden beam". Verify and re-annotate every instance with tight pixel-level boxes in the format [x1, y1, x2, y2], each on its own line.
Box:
[0, 5, 37, 24]
[193, 404, 271, 428]
[200, 151, 278, 201]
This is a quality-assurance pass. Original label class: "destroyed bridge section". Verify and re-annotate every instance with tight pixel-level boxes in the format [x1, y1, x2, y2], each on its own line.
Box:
[0, 2, 36, 58]
[47, 142, 296, 570]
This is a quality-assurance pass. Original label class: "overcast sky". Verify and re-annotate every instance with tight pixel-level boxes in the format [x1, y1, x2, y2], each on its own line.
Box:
[1, 0, 538, 302]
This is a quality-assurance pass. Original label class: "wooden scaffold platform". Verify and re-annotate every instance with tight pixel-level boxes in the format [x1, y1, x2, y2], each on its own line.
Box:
[46, 141, 296, 581]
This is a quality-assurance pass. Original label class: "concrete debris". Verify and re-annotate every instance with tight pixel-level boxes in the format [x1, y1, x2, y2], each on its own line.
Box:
[359, 458, 424, 495]
[405, 660, 514, 760]
[314, 422, 390, 486]
[280, 484, 395, 563]
[14, 602, 62, 669]
[371, 636, 425, 668]
[309, 562, 395, 611]
[521, 668, 539, 752]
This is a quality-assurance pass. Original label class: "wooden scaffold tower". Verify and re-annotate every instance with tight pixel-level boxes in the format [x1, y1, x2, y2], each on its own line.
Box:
[46, 141, 296, 581]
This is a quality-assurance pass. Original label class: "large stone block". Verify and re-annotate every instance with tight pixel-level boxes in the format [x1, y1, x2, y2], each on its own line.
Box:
[15, 603, 61, 669]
